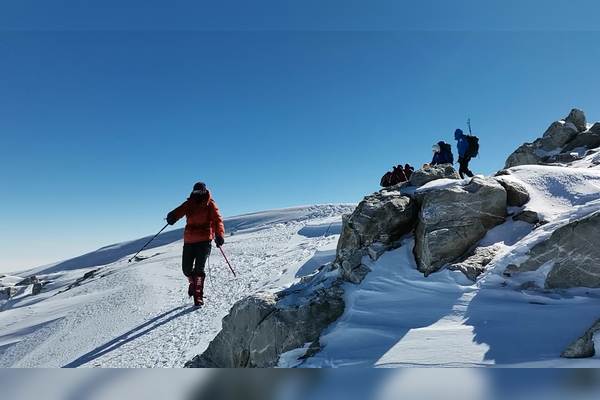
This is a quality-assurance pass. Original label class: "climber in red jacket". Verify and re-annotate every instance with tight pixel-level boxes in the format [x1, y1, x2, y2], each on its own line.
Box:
[166, 182, 225, 306]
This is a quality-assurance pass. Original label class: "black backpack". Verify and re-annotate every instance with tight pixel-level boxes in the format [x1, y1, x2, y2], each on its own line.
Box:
[380, 171, 394, 187]
[465, 135, 480, 158]
[440, 142, 454, 164]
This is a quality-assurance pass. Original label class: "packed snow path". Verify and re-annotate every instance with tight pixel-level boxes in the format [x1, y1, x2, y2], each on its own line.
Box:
[0, 205, 353, 367]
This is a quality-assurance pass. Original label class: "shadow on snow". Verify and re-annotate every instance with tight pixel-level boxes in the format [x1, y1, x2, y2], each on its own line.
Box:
[63, 305, 195, 368]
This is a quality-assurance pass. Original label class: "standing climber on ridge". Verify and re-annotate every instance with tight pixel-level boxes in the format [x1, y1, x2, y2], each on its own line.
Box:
[454, 128, 477, 179]
[166, 182, 225, 307]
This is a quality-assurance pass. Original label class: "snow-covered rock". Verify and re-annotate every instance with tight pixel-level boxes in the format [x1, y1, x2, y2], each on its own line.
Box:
[15, 276, 38, 286]
[409, 164, 460, 187]
[493, 175, 530, 207]
[1, 286, 17, 300]
[562, 318, 600, 358]
[505, 210, 600, 289]
[512, 209, 541, 225]
[447, 245, 502, 281]
[336, 190, 416, 283]
[414, 177, 507, 275]
[504, 109, 600, 168]
[187, 269, 344, 368]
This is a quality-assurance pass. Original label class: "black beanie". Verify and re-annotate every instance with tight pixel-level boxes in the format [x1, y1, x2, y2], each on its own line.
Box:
[193, 182, 207, 193]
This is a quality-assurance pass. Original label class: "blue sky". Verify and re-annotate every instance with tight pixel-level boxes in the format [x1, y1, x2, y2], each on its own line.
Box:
[2, 2, 600, 271]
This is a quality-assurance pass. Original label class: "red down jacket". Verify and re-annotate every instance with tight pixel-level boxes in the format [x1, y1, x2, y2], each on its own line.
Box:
[168, 191, 225, 244]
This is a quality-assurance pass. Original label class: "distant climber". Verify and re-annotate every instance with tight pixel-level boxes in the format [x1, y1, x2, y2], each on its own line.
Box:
[430, 141, 454, 166]
[166, 182, 225, 307]
[380, 163, 415, 187]
[403, 164, 415, 180]
[454, 128, 478, 179]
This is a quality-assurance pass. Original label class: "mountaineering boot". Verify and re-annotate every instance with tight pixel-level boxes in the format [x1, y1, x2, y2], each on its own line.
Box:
[193, 273, 205, 306]
[187, 275, 195, 297]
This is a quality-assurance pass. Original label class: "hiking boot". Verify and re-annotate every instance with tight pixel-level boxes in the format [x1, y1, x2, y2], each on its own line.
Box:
[187, 276, 195, 297]
[193, 274, 205, 306]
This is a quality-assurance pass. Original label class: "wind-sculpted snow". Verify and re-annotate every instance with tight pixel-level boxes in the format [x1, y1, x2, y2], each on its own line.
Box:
[507, 165, 600, 222]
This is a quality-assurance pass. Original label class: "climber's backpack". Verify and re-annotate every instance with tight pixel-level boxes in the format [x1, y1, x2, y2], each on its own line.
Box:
[465, 135, 480, 158]
[440, 142, 454, 164]
[380, 165, 408, 187]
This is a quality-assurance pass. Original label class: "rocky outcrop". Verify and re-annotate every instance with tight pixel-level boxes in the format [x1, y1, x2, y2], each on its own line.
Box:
[186, 271, 344, 368]
[189, 186, 420, 368]
[563, 132, 600, 153]
[448, 245, 502, 281]
[504, 143, 543, 169]
[336, 189, 417, 283]
[32, 282, 43, 296]
[540, 120, 579, 150]
[1, 286, 17, 300]
[493, 176, 530, 207]
[507, 210, 600, 289]
[414, 177, 507, 275]
[409, 164, 460, 187]
[565, 108, 587, 133]
[16, 276, 38, 286]
[512, 210, 541, 225]
[562, 319, 600, 358]
[504, 108, 600, 168]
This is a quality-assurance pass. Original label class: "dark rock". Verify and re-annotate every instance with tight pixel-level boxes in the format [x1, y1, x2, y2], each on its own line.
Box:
[1, 286, 17, 300]
[16, 276, 39, 286]
[540, 121, 579, 150]
[542, 152, 582, 164]
[563, 133, 600, 153]
[505, 142, 543, 169]
[32, 282, 43, 296]
[562, 319, 600, 358]
[509, 210, 600, 288]
[448, 245, 502, 281]
[414, 177, 507, 275]
[589, 122, 600, 135]
[409, 164, 460, 187]
[564, 108, 587, 132]
[494, 176, 530, 207]
[512, 210, 540, 224]
[187, 275, 345, 368]
[336, 190, 416, 283]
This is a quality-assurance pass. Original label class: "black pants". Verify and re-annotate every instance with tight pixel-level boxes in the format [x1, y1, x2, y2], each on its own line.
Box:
[458, 156, 474, 179]
[182, 241, 211, 277]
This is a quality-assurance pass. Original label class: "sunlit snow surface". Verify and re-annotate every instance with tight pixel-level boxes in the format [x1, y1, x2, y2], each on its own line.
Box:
[0, 205, 354, 367]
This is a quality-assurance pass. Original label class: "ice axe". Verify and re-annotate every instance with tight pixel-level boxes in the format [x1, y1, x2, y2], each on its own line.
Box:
[128, 223, 169, 263]
[218, 246, 236, 277]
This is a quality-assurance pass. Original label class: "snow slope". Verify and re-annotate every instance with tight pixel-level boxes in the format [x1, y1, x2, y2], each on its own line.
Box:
[296, 164, 600, 368]
[0, 204, 354, 367]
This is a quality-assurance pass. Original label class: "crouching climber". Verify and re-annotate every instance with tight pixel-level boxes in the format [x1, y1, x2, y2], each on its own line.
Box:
[430, 141, 454, 166]
[166, 182, 225, 307]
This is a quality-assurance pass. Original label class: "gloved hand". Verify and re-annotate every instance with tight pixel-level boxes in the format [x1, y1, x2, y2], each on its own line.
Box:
[215, 235, 225, 248]
[166, 212, 177, 225]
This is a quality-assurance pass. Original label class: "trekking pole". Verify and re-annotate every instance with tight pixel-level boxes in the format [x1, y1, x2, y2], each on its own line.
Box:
[218, 247, 236, 277]
[467, 118, 472, 135]
[128, 223, 169, 263]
